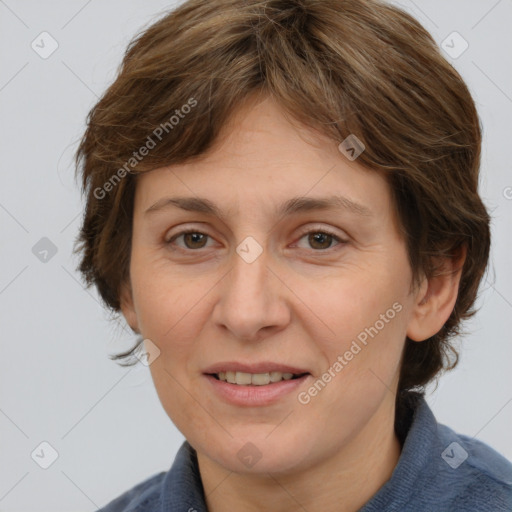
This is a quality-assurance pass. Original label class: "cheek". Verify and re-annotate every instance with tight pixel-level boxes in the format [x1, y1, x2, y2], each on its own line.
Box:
[301, 296, 407, 440]
[304, 272, 410, 395]
[130, 253, 211, 341]
[306, 271, 407, 340]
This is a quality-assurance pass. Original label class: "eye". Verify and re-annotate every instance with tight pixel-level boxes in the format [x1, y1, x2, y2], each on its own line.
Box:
[166, 230, 213, 250]
[165, 227, 347, 252]
[294, 228, 347, 251]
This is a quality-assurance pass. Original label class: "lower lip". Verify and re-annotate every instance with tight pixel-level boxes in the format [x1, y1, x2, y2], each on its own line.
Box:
[204, 374, 310, 407]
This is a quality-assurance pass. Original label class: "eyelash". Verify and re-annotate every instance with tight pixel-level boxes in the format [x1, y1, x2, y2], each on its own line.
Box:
[165, 227, 347, 253]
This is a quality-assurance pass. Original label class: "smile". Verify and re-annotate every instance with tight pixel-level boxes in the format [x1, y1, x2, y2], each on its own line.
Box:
[212, 371, 308, 386]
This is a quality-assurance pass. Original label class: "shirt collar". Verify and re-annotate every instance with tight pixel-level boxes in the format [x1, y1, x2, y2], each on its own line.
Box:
[360, 395, 437, 510]
[161, 441, 208, 512]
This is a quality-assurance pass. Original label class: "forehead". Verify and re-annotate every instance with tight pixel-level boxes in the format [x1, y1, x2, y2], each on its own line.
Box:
[133, 96, 395, 225]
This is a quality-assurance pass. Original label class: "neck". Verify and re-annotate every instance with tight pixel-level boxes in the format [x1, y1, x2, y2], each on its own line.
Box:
[197, 399, 402, 512]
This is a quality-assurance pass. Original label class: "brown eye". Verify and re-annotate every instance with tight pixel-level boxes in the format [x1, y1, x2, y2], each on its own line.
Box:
[307, 232, 335, 250]
[294, 229, 346, 251]
[183, 232, 208, 249]
[167, 231, 211, 250]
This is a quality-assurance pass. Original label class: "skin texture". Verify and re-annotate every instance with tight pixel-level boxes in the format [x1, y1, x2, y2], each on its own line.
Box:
[120, 94, 463, 512]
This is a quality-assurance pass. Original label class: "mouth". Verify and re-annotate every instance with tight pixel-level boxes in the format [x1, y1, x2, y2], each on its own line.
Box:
[208, 371, 310, 386]
[202, 362, 312, 406]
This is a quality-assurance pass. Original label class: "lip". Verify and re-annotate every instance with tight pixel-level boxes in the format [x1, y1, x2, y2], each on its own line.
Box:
[202, 361, 310, 375]
[204, 373, 311, 407]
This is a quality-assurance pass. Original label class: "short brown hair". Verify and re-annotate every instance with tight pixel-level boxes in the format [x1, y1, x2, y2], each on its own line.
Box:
[74, 0, 490, 420]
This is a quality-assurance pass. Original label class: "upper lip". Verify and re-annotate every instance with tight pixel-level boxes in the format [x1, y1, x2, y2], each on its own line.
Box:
[203, 361, 310, 375]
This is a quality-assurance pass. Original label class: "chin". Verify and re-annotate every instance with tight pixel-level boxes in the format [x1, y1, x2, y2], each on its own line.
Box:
[199, 432, 317, 476]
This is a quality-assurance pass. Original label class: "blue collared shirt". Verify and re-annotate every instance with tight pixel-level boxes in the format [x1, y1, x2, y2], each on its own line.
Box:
[98, 396, 512, 511]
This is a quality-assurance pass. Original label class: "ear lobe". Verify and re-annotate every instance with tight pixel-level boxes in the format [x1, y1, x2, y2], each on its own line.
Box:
[406, 247, 466, 342]
[119, 281, 140, 333]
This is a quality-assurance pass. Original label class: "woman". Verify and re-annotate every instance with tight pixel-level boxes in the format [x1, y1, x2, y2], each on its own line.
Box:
[74, 0, 512, 510]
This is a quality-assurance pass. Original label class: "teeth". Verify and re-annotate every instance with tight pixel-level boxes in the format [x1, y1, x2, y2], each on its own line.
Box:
[270, 371, 283, 382]
[216, 371, 300, 385]
[236, 372, 252, 385]
[251, 373, 270, 385]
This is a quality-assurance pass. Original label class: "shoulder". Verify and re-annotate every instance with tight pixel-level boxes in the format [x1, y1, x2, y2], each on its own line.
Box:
[97, 471, 166, 512]
[96, 441, 205, 511]
[434, 422, 512, 511]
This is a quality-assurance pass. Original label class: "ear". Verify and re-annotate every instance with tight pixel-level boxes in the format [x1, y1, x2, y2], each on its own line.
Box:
[119, 280, 140, 333]
[406, 246, 466, 342]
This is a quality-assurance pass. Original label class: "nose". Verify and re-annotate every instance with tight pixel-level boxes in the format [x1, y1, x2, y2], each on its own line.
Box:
[210, 239, 291, 342]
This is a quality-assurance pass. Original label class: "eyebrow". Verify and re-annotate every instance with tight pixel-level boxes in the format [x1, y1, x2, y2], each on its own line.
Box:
[144, 195, 373, 220]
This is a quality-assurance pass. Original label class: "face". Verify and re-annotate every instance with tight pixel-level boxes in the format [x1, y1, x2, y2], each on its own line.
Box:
[121, 95, 424, 475]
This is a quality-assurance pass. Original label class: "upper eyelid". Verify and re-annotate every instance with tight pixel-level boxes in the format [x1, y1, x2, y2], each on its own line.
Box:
[165, 223, 347, 240]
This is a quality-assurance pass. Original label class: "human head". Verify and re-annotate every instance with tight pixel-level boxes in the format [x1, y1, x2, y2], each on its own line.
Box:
[74, 0, 490, 442]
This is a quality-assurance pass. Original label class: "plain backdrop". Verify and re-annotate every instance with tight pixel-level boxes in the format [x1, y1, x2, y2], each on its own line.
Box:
[1, 0, 511, 510]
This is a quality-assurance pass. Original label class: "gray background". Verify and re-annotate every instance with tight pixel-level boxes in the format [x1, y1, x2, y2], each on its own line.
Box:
[1, 0, 511, 510]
